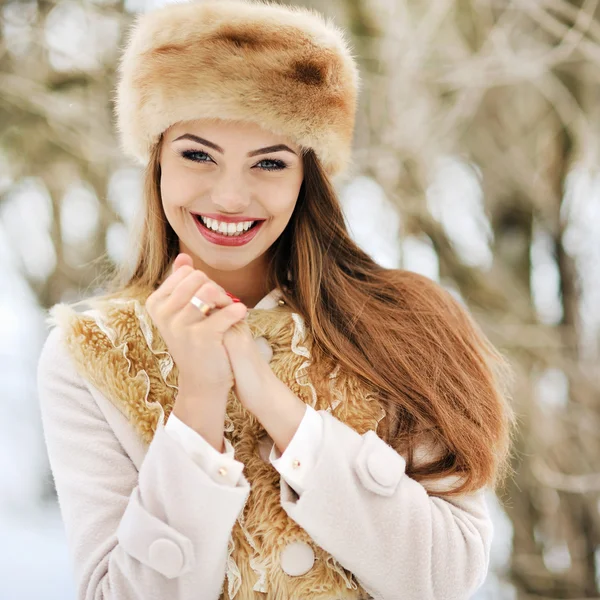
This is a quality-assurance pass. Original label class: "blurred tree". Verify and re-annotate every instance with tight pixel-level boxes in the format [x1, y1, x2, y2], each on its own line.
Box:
[0, 0, 129, 307]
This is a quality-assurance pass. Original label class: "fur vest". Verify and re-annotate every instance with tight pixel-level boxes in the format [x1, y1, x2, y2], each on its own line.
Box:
[49, 290, 387, 599]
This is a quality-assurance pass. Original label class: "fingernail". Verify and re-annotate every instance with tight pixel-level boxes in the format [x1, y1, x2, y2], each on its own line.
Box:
[225, 291, 241, 302]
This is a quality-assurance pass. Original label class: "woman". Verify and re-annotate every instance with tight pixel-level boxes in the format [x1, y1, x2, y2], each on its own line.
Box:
[37, 1, 516, 599]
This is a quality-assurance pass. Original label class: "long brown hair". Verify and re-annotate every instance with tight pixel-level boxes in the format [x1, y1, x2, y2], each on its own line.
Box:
[95, 136, 517, 498]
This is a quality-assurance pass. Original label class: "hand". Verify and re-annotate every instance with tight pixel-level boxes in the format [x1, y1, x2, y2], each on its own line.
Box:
[223, 320, 309, 454]
[222, 318, 275, 412]
[145, 253, 248, 448]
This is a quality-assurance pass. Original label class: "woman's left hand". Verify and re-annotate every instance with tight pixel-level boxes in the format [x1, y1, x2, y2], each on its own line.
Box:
[223, 320, 308, 454]
[222, 319, 276, 412]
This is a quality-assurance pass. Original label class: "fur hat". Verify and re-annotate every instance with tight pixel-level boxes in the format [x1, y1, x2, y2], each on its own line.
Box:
[114, 0, 360, 179]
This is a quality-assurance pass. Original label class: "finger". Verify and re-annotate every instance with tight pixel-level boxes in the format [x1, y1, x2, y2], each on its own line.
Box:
[167, 270, 211, 312]
[178, 281, 233, 324]
[153, 264, 196, 301]
[170, 274, 232, 314]
[172, 252, 194, 273]
[200, 301, 248, 335]
[194, 281, 232, 310]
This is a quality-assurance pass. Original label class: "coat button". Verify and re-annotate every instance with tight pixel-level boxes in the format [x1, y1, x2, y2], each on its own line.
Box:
[280, 541, 315, 576]
[148, 538, 184, 578]
[366, 448, 398, 488]
[254, 336, 273, 363]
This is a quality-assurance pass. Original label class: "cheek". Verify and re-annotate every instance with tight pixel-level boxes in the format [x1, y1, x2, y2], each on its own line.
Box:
[265, 182, 302, 224]
[266, 200, 296, 231]
[160, 168, 198, 211]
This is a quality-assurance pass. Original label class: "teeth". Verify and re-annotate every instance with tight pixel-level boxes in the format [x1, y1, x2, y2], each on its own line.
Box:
[199, 215, 257, 236]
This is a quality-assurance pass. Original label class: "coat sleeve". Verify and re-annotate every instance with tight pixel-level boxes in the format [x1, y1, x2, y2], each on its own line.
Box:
[277, 410, 493, 600]
[269, 403, 323, 496]
[37, 326, 250, 600]
[164, 411, 245, 486]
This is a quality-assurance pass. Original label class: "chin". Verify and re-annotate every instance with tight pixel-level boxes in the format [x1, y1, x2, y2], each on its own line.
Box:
[200, 253, 256, 272]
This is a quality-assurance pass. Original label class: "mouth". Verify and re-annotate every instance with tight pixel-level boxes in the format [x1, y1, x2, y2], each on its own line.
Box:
[191, 212, 265, 246]
[192, 213, 263, 237]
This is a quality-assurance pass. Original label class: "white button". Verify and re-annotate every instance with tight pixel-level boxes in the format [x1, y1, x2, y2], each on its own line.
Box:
[366, 448, 399, 488]
[280, 541, 315, 576]
[148, 538, 184, 578]
[254, 336, 273, 363]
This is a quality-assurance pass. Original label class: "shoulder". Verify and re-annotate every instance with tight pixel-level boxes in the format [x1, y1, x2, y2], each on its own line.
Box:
[37, 325, 87, 396]
[38, 325, 72, 378]
[37, 297, 115, 396]
[37, 312, 130, 432]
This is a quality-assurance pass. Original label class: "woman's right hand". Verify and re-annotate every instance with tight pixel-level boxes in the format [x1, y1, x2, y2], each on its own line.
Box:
[145, 254, 248, 447]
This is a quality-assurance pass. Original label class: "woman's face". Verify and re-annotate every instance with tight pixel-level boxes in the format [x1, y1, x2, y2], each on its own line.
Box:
[159, 118, 304, 273]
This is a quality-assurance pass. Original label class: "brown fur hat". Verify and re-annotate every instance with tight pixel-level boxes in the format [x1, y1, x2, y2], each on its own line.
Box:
[114, 0, 360, 179]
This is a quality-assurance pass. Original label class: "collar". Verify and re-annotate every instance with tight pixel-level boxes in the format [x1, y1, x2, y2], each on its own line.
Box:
[252, 288, 284, 310]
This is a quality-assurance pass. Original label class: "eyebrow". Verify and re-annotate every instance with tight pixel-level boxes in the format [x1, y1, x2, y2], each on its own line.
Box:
[173, 134, 297, 157]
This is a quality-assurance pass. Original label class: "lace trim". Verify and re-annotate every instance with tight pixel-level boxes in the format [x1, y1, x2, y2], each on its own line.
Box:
[223, 414, 235, 433]
[81, 306, 165, 426]
[225, 533, 242, 599]
[371, 390, 387, 430]
[325, 555, 358, 590]
[290, 313, 318, 408]
[105, 298, 178, 393]
[237, 512, 267, 593]
[327, 364, 342, 412]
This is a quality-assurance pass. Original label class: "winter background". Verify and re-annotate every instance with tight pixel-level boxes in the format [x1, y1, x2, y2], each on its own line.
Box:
[1, 0, 599, 598]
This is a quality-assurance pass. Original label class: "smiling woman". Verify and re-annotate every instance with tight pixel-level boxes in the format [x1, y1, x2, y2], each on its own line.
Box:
[36, 1, 515, 600]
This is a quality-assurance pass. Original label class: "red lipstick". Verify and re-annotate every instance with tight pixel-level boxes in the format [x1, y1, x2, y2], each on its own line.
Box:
[191, 212, 264, 247]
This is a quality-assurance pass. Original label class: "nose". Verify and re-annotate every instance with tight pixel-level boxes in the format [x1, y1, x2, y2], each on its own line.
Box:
[211, 172, 251, 214]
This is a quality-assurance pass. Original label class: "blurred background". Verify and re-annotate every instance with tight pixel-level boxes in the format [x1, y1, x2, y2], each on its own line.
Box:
[1, 0, 599, 598]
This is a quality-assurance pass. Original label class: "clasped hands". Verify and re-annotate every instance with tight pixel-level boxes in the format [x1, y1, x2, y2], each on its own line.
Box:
[172, 253, 307, 453]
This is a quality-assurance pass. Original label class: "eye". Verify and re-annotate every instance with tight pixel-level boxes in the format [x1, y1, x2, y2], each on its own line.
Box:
[180, 150, 213, 164]
[255, 158, 288, 171]
[179, 150, 287, 171]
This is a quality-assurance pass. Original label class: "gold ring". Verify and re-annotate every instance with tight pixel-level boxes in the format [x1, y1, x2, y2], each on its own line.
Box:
[189, 295, 212, 316]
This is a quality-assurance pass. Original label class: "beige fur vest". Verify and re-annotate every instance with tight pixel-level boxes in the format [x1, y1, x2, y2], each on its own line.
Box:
[50, 291, 386, 599]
